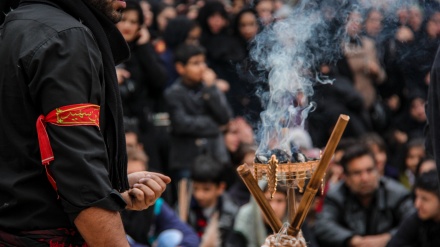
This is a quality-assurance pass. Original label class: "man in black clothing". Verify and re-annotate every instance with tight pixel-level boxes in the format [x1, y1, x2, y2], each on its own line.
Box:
[388, 170, 440, 247]
[315, 144, 414, 247]
[0, 0, 170, 246]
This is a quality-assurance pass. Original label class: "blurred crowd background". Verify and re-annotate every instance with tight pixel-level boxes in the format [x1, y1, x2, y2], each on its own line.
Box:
[114, 0, 440, 246]
[2, 0, 440, 246]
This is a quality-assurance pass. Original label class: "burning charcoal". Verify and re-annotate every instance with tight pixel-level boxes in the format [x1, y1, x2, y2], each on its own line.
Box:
[255, 150, 271, 163]
[255, 155, 269, 164]
[290, 152, 308, 163]
[290, 154, 299, 163]
[270, 149, 289, 163]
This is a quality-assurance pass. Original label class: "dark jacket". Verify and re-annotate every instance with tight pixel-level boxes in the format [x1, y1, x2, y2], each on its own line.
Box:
[187, 193, 239, 247]
[315, 177, 415, 247]
[165, 79, 232, 171]
[0, 3, 126, 231]
[387, 211, 440, 247]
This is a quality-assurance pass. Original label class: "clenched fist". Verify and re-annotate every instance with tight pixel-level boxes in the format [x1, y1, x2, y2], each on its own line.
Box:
[122, 172, 171, 210]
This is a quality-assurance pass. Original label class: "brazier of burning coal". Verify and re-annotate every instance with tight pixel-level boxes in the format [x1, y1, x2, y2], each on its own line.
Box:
[253, 148, 321, 198]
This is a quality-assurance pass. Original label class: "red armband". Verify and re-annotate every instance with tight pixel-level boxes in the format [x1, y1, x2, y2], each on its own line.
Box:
[36, 103, 100, 192]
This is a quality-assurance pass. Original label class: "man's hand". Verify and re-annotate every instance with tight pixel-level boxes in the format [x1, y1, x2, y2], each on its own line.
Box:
[122, 171, 171, 210]
[361, 233, 391, 247]
[203, 68, 217, 87]
[349, 235, 364, 247]
[136, 27, 150, 45]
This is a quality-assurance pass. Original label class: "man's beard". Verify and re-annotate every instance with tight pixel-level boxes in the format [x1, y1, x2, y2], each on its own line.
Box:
[86, 0, 122, 23]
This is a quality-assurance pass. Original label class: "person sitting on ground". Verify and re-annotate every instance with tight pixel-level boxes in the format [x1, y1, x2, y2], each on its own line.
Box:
[125, 126, 144, 154]
[398, 138, 426, 190]
[387, 170, 440, 247]
[361, 132, 398, 179]
[315, 143, 414, 247]
[185, 154, 239, 247]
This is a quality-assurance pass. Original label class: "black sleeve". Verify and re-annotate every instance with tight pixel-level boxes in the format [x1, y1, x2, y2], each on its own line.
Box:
[202, 85, 232, 125]
[27, 27, 126, 222]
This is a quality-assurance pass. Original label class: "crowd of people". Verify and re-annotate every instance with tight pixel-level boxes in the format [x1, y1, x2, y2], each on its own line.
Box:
[113, 0, 440, 246]
[1, 0, 440, 246]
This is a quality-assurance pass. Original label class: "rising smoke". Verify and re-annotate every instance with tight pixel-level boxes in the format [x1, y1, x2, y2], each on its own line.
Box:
[250, 0, 419, 157]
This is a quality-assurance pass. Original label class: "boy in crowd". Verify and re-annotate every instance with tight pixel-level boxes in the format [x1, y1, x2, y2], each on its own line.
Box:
[187, 154, 238, 247]
[165, 44, 232, 182]
[125, 128, 144, 155]
[388, 170, 440, 247]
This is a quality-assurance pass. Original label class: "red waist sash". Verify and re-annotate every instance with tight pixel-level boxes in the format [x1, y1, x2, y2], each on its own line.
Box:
[36, 103, 100, 192]
[0, 228, 87, 247]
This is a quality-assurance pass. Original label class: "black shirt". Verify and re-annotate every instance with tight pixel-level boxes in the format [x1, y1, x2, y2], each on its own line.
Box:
[0, 3, 125, 231]
[388, 212, 440, 247]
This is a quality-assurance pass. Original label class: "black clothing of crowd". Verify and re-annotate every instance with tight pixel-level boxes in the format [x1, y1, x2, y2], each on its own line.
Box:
[2, 0, 440, 247]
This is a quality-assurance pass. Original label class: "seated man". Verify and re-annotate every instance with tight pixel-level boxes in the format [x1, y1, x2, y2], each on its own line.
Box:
[388, 170, 440, 247]
[315, 143, 415, 247]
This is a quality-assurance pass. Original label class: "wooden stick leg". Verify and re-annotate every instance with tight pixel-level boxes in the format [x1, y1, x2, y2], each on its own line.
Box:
[237, 164, 283, 233]
[289, 114, 349, 236]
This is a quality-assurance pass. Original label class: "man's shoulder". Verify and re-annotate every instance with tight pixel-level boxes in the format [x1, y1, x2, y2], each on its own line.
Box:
[1, 4, 100, 75]
[325, 181, 347, 202]
[4, 3, 91, 48]
[379, 177, 413, 208]
[380, 177, 410, 197]
[7, 4, 87, 32]
[165, 81, 185, 97]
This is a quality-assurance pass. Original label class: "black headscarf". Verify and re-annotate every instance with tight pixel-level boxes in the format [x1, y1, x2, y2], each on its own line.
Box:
[19, 0, 130, 192]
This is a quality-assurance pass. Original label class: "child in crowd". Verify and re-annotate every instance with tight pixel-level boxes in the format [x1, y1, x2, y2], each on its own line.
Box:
[186, 154, 239, 247]
[399, 138, 426, 189]
[165, 44, 232, 182]
[122, 141, 199, 247]
[388, 170, 440, 247]
[125, 127, 144, 156]
[362, 132, 398, 179]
